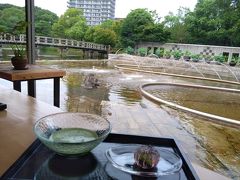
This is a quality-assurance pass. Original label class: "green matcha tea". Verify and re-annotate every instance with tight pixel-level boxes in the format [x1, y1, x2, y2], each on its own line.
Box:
[49, 128, 98, 143]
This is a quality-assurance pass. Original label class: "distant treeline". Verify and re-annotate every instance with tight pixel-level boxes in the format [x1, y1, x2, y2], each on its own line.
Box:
[1, 0, 240, 50]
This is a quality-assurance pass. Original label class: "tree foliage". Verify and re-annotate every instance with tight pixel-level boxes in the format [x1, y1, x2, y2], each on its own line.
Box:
[84, 27, 95, 42]
[163, 7, 190, 43]
[35, 7, 58, 36]
[2, 2, 240, 48]
[120, 9, 169, 47]
[100, 19, 123, 47]
[185, 0, 240, 46]
[0, 4, 58, 36]
[52, 8, 87, 40]
[0, 6, 25, 33]
[120, 9, 154, 47]
[84, 23, 117, 47]
[93, 27, 117, 47]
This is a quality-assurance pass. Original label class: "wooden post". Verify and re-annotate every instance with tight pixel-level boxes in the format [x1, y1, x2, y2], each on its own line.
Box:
[0, 45, 2, 61]
[25, 0, 36, 94]
[82, 50, 85, 59]
[25, 0, 35, 64]
[90, 51, 94, 59]
[35, 45, 40, 60]
[59, 47, 64, 59]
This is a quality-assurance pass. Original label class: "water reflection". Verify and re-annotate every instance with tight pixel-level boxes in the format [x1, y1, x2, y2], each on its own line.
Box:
[174, 110, 240, 179]
[105, 162, 182, 180]
[34, 153, 109, 180]
[109, 87, 142, 105]
[63, 73, 109, 115]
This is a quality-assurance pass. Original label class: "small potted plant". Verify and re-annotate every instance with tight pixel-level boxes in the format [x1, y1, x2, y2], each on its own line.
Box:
[183, 51, 191, 61]
[11, 44, 28, 70]
[229, 56, 239, 66]
[191, 54, 201, 62]
[138, 48, 147, 57]
[164, 50, 171, 59]
[5, 21, 28, 70]
[173, 50, 182, 60]
[214, 55, 225, 65]
[155, 48, 164, 58]
[126, 46, 134, 55]
[204, 55, 213, 63]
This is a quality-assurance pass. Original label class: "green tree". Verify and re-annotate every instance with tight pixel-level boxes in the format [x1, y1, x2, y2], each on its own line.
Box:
[0, 7, 25, 33]
[35, 7, 58, 36]
[185, 0, 240, 46]
[65, 21, 88, 40]
[163, 7, 190, 43]
[100, 19, 123, 47]
[0, 4, 58, 36]
[84, 27, 95, 42]
[120, 9, 154, 47]
[142, 23, 170, 42]
[52, 8, 87, 40]
[93, 27, 117, 47]
[83, 20, 119, 47]
[120, 8, 169, 48]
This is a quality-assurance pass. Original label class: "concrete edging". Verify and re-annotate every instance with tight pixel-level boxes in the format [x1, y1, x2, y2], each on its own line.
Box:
[115, 64, 240, 86]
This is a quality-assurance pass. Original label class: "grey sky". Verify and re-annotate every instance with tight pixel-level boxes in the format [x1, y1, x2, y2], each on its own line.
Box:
[0, 0, 197, 18]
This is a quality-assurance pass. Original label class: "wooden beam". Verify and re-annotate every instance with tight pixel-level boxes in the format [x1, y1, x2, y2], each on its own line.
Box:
[25, 0, 36, 64]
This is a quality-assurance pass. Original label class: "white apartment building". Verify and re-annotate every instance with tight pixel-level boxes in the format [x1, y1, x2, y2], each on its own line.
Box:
[67, 0, 116, 26]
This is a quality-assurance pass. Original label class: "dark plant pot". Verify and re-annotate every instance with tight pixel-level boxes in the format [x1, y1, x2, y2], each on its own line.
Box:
[205, 59, 211, 64]
[183, 56, 190, 61]
[11, 57, 28, 70]
[192, 59, 199, 62]
[165, 55, 171, 59]
[229, 61, 237, 66]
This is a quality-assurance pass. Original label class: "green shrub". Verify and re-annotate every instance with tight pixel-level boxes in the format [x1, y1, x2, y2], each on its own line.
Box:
[126, 46, 134, 55]
[214, 55, 225, 63]
[138, 48, 147, 56]
[173, 50, 182, 60]
[184, 50, 191, 57]
[164, 50, 171, 59]
[231, 56, 239, 63]
[191, 54, 201, 62]
[155, 48, 164, 57]
[183, 51, 191, 61]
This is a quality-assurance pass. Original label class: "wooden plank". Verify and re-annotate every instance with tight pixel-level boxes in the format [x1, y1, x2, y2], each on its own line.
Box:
[0, 85, 62, 175]
[0, 65, 65, 81]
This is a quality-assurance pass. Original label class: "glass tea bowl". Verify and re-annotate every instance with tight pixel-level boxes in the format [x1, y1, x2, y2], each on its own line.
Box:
[34, 112, 111, 156]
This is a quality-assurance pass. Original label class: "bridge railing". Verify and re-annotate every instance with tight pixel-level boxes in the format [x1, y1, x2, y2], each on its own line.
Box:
[0, 34, 108, 51]
[0, 34, 26, 43]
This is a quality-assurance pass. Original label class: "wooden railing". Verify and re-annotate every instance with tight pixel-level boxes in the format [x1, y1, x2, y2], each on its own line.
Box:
[0, 34, 108, 52]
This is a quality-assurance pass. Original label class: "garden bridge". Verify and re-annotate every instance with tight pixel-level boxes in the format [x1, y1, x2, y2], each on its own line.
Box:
[0, 34, 109, 59]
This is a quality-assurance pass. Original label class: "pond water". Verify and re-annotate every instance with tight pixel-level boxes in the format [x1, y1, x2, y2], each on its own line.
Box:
[0, 60, 239, 179]
[144, 85, 240, 120]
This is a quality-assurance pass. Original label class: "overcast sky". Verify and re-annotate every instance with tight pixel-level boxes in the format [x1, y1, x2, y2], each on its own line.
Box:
[0, 0, 197, 18]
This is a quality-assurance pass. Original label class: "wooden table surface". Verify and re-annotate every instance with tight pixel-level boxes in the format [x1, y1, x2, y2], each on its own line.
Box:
[0, 64, 66, 107]
[0, 85, 230, 179]
[0, 64, 65, 81]
[0, 85, 62, 175]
